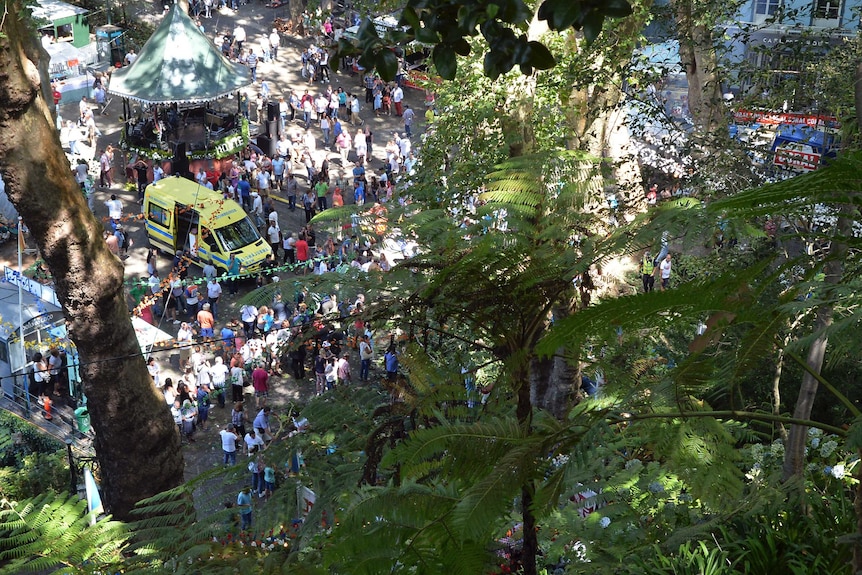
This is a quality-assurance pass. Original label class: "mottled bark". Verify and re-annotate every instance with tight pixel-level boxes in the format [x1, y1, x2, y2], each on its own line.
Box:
[781, 307, 830, 480]
[565, 1, 651, 200]
[530, 303, 577, 419]
[671, 0, 726, 136]
[0, 1, 184, 520]
[530, 353, 575, 419]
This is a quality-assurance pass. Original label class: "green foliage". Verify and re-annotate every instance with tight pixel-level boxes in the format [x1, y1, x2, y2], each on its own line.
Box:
[0, 413, 70, 500]
[12, 3, 862, 572]
[630, 540, 730, 575]
[0, 410, 64, 467]
[342, 0, 632, 80]
[0, 451, 69, 500]
[0, 491, 127, 573]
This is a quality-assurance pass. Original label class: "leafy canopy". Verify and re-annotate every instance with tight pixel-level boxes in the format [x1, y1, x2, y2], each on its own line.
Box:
[342, 0, 633, 80]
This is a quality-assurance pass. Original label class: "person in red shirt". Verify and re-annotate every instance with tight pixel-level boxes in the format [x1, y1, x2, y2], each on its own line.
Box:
[251, 364, 269, 409]
[295, 233, 309, 275]
[52, 84, 61, 106]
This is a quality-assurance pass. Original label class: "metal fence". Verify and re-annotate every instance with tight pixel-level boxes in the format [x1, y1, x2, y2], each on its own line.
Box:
[0, 373, 93, 456]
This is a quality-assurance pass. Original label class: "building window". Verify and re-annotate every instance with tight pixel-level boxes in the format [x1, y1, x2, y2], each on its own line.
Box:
[814, 0, 841, 20]
[755, 0, 780, 16]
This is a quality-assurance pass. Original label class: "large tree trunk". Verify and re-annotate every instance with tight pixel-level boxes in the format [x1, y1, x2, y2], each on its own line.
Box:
[564, 1, 651, 206]
[781, 60, 862, 482]
[781, 307, 831, 480]
[530, 353, 575, 419]
[0, 0, 184, 520]
[672, 0, 726, 136]
[515, 362, 538, 575]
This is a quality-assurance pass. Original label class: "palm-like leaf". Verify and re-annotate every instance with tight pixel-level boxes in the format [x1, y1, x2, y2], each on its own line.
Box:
[0, 491, 127, 573]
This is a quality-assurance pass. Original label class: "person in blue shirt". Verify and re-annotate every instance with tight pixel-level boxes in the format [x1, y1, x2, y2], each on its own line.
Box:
[237, 175, 252, 211]
[384, 346, 398, 382]
[354, 181, 365, 206]
[352, 163, 365, 185]
[227, 253, 242, 295]
[271, 156, 286, 190]
[236, 487, 253, 531]
[220, 323, 236, 355]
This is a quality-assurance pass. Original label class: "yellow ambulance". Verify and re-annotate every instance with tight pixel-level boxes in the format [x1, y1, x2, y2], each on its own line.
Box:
[143, 176, 271, 272]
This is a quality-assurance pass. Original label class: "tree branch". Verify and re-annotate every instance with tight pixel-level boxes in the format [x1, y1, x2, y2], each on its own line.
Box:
[614, 409, 846, 437]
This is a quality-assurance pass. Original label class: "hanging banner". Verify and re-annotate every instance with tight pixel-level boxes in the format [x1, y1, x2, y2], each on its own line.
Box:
[297, 485, 315, 519]
[4, 266, 60, 307]
[84, 467, 104, 525]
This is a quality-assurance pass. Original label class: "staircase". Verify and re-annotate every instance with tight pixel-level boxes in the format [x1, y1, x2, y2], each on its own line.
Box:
[1, 382, 94, 457]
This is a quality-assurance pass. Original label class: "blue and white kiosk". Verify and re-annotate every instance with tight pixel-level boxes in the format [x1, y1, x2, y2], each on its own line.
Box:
[0, 266, 75, 401]
[0, 265, 175, 403]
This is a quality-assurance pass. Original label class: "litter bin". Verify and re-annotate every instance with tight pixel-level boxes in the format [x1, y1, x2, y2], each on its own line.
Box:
[74, 407, 91, 433]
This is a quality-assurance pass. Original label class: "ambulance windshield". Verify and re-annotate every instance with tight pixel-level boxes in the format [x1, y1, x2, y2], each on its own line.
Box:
[215, 217, 261, 251]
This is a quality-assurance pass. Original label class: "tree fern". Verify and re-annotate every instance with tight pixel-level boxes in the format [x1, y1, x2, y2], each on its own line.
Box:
[0, 491, 127, 573]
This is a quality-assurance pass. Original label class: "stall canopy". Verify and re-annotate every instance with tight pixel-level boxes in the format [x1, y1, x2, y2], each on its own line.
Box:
[108, 3, 251, 105]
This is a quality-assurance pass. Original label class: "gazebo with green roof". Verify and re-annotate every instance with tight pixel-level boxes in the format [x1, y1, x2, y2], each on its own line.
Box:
[108, 1, 252, 161]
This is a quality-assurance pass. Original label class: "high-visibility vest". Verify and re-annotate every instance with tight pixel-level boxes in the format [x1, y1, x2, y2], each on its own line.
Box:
[642, 255, 654, 275]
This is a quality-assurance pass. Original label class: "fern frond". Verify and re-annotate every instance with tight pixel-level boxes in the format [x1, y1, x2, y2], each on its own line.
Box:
[0, 491, 127, 572]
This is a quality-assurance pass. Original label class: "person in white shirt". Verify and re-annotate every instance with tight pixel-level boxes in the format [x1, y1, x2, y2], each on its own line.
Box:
[233, 25, 246, 52]
[166, 277, 183, 323]
[78, 96, 90, 120]
[177, 321, 195, 367]
[266, 219, 281, 260]
[269, 29, 280, 61]
[659, 253, 672, 291]
[220, 424, 239, 465]
[240, 303, 258, 338]
[104, 194, 122, 228]
[282, 232, 296, 265]
[251, 190, 264, 227]
[303, 131, 316, 153]
[207, 277, 222, 319]
[315, 94, 328, 119]
[399, 134, 411, 158]
[244, 429, 265, 454]
[276, 133, 291, 159]
[324, 356, 337, 390]
[392, 85, 404, 116]
[256, 170, 270, 194]
[259, 35, 271, 62]
[230, 361, 245, 402]
[209, 356, 230, 408]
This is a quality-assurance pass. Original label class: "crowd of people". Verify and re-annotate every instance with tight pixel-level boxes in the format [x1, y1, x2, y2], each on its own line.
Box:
[146, 271, 398, 532]
[49, 0, 425, 533]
